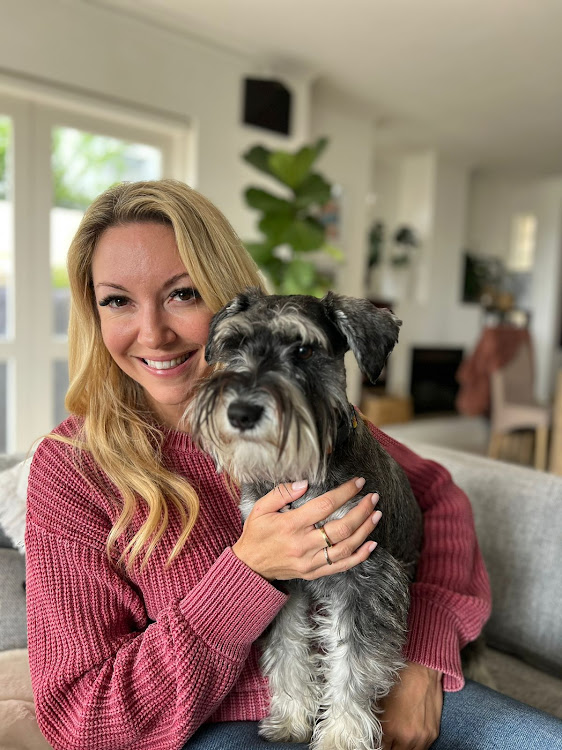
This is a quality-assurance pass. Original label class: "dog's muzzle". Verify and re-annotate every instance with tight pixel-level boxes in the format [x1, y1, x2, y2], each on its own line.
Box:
[227, 399, 264, 431]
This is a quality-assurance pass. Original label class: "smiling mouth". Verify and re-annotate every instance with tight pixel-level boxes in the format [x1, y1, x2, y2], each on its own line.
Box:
[141, 353, 192, 370]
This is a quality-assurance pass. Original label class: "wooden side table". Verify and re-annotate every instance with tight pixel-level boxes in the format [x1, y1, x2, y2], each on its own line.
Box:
[360, 391, 413, 427]
[549, 370, 562, 475]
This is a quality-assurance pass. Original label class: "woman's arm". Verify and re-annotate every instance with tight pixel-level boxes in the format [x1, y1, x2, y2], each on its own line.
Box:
[366, 425, 491, 750]
[25, 519, 283, 750]
[25, 439, 286, 750]
[372, 427, 491, 691]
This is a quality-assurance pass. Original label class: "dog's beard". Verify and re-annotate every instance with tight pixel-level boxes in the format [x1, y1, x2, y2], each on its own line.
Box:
[189, 374, 331, 484]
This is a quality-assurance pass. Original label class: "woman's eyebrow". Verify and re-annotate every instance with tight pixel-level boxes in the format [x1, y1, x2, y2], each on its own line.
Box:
[95, 273, 192, 292]
[164, 273, 192, 287]
[95, 282, 129, 291]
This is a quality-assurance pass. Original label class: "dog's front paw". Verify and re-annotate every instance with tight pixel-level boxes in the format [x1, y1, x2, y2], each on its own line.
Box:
[312, 710, 383, 750]
[259, 703, 314, 744]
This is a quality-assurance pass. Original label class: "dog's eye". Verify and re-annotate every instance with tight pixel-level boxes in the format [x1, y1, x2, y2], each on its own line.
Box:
[296, 344, 314, 360]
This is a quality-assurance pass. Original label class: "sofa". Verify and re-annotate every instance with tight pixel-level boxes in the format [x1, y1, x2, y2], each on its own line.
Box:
[0, 444, 561, 749]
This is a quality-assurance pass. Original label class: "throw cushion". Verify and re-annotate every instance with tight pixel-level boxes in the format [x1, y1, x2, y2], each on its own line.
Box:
[0, 455, 34, 552]
[0, 649, 53, 749]
[0, 548, 27, 650]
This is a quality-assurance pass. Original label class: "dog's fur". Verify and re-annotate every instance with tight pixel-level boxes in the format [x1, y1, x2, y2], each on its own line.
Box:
[189, 288, 423, 750]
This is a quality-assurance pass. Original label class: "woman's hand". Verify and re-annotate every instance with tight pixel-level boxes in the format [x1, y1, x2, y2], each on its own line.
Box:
[380, 662, 443, 750]
[231, 478, 381, 581]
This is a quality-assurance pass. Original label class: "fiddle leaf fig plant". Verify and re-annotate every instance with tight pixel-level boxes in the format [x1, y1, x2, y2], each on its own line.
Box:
[242, 137, 343, 296]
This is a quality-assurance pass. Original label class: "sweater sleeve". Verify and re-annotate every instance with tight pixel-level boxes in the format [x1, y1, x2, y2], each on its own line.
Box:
[25, 443, 286, 750]
[368, 425, 492, 691]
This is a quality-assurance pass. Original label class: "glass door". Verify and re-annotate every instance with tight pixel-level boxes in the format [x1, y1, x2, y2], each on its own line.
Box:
[0, 91, 188, 452]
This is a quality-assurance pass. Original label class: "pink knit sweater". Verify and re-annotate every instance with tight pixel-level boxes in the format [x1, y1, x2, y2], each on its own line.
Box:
[25, 416, 491, 750]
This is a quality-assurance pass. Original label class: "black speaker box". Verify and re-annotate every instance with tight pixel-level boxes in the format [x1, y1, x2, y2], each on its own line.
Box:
[243, 78, 292, 136]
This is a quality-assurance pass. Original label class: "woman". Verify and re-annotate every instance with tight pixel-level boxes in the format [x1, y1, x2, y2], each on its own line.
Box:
[25, 180, 560, 750]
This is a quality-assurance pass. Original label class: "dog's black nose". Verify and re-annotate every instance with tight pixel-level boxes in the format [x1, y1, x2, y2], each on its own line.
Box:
[227, 400, 264, 431]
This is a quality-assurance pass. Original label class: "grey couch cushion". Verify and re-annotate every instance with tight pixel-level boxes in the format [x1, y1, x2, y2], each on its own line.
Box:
[0, 548, 27, 650]
[405, 442, 562, 678]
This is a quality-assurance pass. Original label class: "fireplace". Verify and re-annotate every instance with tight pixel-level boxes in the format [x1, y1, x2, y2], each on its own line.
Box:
[410, 347, 464, 415]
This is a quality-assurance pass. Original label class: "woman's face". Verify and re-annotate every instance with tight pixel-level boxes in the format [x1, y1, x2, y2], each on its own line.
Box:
[92, 221, 214, 428]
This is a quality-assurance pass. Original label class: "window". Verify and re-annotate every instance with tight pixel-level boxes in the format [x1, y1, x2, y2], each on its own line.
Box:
[508, 214, 537, 272]
[0, 114, 13, 450]
[0, 88, 190, 452]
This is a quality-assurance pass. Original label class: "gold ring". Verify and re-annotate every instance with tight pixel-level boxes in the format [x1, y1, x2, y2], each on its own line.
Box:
[319, 526, 333, 548]
[323, 546, 333, 565]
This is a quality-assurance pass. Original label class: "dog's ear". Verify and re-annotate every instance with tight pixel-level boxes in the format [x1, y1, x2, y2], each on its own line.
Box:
[205, 287, 264, 365]
[321, 292, 401, 384]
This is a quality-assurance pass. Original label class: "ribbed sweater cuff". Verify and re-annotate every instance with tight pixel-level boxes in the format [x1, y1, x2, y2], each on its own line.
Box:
[179, 547, 287, 660]
[403, 595, 464, 692]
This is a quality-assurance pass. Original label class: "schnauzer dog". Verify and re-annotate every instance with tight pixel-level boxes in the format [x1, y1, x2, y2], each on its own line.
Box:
[190, 288, 423, 750]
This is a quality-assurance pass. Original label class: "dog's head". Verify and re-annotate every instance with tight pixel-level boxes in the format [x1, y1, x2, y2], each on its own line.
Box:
[188, 288, 401, 484]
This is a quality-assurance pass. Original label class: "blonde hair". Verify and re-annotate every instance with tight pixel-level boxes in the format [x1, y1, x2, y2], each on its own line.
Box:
[63, 179, 264, 570]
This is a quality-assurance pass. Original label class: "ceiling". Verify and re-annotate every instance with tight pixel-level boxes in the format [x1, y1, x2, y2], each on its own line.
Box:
[89, 0, 562, 176]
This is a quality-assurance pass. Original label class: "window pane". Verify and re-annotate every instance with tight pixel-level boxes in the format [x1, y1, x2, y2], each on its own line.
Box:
[53, 359, 69, 427]
[51, 127, 162, 336]
[0, 362, 7, 452]
[0, 116, 14, 339]
[509, 213, 537, 272]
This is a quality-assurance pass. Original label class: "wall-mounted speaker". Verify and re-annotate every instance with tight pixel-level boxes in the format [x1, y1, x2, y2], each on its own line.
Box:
[243, 78, 292, 136]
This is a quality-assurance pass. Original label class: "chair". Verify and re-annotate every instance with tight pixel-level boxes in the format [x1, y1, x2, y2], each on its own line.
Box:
[488, 341, 550, 470]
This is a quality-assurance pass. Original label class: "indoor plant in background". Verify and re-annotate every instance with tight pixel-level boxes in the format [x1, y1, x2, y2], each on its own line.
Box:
[242, 137, 342, 296]
[367, 222, 420, 301]
[390, 225, 419, 266]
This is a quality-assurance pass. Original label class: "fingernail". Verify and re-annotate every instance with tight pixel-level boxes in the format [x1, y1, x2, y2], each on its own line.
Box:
[292, 480, 308, 491]
[355, 477, 366, 489]
[368, 541, 377, 553]
[372, 510, 382, 524]
[372, 493, 380, 505]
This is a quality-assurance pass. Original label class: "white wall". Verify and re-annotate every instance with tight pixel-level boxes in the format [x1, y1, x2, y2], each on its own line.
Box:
[0, 0, 383, 412]
[0, 0, 382, 282]
[468, 174, 562, 401]
[0, 0, 311, 234]
[370, 153, 562, 404]
[5, 0, 558, 410]
[370, 151, 480, 396]
[311, 81, 376, 402]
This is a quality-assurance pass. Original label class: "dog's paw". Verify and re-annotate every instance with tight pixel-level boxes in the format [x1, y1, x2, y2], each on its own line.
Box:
[259, 710, 314, 744]
[311, 712, 383, 750]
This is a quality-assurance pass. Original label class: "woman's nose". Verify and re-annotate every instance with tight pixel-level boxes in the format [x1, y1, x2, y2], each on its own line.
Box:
[137, 307, 175, 349]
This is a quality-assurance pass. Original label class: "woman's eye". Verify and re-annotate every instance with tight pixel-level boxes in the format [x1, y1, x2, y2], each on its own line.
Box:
[98, 295, 129, 308]
[171, 287, 201, 302]
[296, 344, 314, 360]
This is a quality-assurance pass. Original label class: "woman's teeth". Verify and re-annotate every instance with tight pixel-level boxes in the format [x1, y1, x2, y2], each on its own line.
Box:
[143, 353, 190, 370]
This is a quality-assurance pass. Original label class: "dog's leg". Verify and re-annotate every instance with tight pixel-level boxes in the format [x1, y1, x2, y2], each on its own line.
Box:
[259, 584, 320, 743]
[311, 552, 410, 750]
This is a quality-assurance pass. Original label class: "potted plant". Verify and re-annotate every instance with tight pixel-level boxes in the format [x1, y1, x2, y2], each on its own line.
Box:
[390, 225, 419, 266]
[242, 137, 342, 296]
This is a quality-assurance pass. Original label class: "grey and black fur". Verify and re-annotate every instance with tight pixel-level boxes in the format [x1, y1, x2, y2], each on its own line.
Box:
[189, 288, 423, 750]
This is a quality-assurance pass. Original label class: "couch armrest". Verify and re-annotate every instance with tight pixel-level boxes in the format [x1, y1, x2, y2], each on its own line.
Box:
[397, 441, 562, 678]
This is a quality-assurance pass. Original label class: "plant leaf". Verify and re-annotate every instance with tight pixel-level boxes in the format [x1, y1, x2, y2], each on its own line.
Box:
[258, 213, 295, 243]
[293, 173, 332, 208]
[244, 241, 276, 265]
[284, 218, 325, 252]
[268, 138, 328, 189]
[245, 187, 293, 215]
[322, 243, 345, 262]
[243, 145, 275, 177]
[281, 258, 318, 295]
